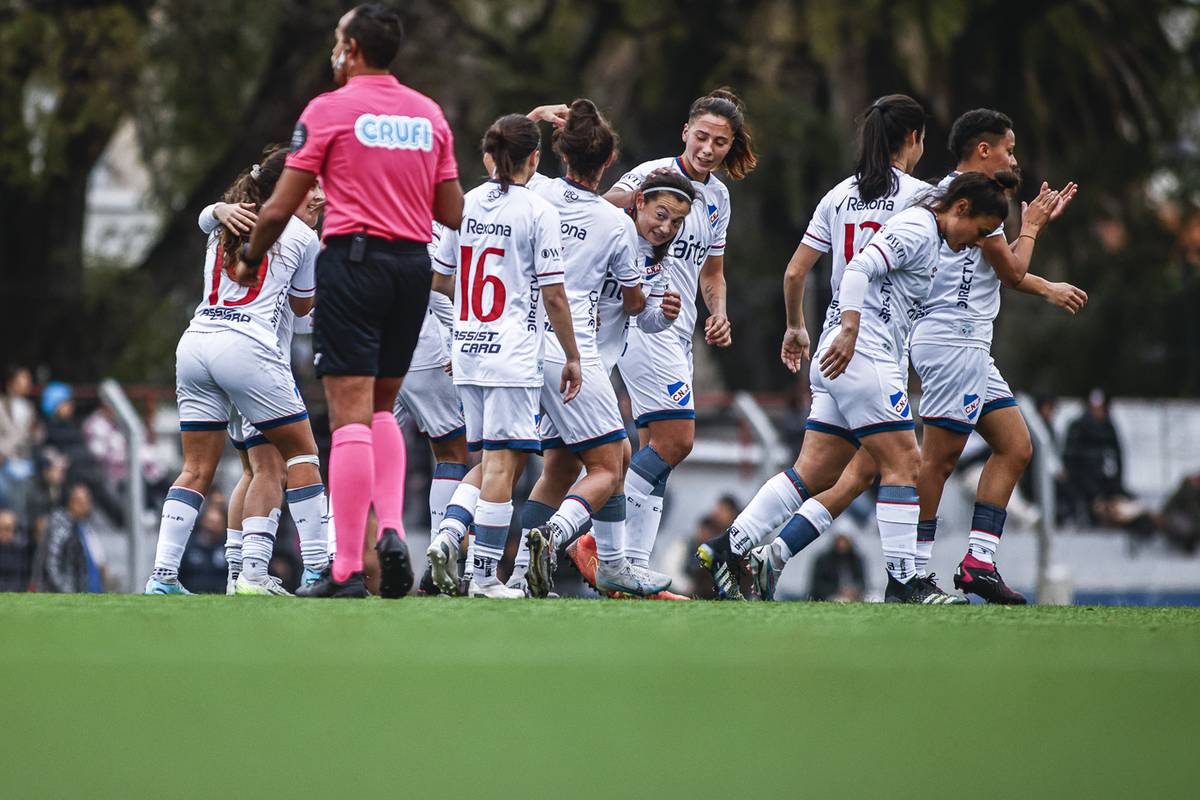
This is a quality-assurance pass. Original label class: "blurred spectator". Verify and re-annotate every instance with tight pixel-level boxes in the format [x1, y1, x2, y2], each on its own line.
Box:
[809, 534, 866, 602]
[1061, 388, 1154, 534]
[32, 483, 107, 592]
[779, 379, 812, 456]
[82, 403, 173, 512]
[0, 507, 32, 591]
[712, 494, 741, 530]
[40, 382, 124, 526]
[26, 449, 69, 541]
[1160, 472, 1200, 554]
[179, 502, 230, 594]
[685, 514, 723, 599]
[0, 366, 38, 506]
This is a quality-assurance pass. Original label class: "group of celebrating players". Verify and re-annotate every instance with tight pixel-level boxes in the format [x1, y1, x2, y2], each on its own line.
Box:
[143, 3, 1086, 605]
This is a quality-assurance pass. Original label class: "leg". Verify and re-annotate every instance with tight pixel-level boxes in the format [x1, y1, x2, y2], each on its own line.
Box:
[235, 438, 287, 591]
[225, 450, 252, 588]
[512, 447, 581, 582]
[625, 418, 694, 566]
[322, 375, 375, 583]
[914, 425, 970, 575]
[147, 430, 224, 592]
[470, 448, 528, 595]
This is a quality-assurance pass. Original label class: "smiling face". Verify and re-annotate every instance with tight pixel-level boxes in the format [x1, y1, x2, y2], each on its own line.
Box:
[941, 200, 1005, 251]
[634, 193, 690, 246]
[297, 181, 325, 228]
[680, 113, 734, 176]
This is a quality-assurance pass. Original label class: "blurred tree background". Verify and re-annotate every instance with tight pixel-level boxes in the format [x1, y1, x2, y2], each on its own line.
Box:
[2, 0, 1198, 396]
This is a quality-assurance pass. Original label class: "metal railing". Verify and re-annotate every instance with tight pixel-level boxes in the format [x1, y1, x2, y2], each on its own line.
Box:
[98, 379, 147, 593]
[1017, 391, 1060, 602]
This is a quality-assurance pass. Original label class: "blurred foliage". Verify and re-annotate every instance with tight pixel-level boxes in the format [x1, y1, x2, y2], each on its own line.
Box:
[2, 0, 1198, 396]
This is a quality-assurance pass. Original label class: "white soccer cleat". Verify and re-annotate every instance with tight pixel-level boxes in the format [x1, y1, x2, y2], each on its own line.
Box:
[234, 572, 292, 596]
[426, 531, 461, 594]
[469, 577, 525, 599]
[595, 560, 671, 597]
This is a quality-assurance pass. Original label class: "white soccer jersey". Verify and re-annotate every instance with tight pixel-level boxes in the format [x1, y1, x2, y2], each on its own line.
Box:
[828, 205, 942, 361]
[596, 237, 673, 370]
[910, 172, 1006, 350]
[190, 209, 317, 355]
[613, 156, 730, 339]
[410, 222, 453, 370]
[802, 166, 932, 338]
[533, 177, 642, 365]
[433, 180, 565, 388]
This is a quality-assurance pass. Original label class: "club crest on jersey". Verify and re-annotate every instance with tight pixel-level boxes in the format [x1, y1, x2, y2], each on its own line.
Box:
[708, 203, 719, 228]
[564, 188, 580, 203]
[963, 393, 981, 420]
[889, 391, 911, 418]
[668, 381, 692, 407]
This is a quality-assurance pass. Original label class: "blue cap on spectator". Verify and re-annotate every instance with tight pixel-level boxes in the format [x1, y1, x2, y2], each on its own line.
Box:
[41, 382, 72, 418]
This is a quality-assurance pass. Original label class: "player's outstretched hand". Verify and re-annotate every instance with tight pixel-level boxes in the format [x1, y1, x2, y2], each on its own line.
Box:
[819, 328, 857, 379]
[216, 202, 258, 235]
[1047, 181, 1078, 222]
[528, 104, 570, 128]
[560, 359, 582, 403]
[780, 326, 810, 373]
[1044, 281, 1088, 314]
[1020, 186, 1059, 230]
[660, 290, 681, 321]
[705, 314, 732, 347]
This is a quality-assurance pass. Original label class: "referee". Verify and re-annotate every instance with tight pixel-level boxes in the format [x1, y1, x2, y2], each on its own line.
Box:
[236, 3, 463, 598]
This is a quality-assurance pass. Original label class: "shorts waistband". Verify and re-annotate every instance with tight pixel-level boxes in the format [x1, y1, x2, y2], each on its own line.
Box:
[323, 233, 428, 255]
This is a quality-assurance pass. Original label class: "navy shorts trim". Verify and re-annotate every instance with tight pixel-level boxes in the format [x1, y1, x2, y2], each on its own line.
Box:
[231, 434, 270, 450]
[921, 416, 974, 434]
[539, 436, 568, 451]
[429, 425, 467, 443]
[254, 410, 310, 431]
[468, 438, 543, 454]
[854, 420, 917, 438]
[980, 396, 1018, 417]
[804, 419, 861, 449]
[634, 409, 696, 428]
[556, 429, 628, 454]
[180, 420, 228, 432]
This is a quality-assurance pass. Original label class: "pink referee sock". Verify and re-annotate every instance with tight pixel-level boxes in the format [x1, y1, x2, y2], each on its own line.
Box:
[330, 423, 374, 582]
[371, 410, 407, 541]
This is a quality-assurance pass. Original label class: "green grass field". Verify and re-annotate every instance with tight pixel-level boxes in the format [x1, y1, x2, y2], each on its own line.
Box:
[1, 595, 1197, 799]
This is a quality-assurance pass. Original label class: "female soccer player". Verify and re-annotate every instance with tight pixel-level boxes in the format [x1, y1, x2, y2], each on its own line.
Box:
[430, 114, 581, 599]
[603, 87, 756, 572]
[696, 94, 928, 598]
[145, 146, 325, 596]
[758, 171, 1024, 603]
[910, 109, 1085, 603]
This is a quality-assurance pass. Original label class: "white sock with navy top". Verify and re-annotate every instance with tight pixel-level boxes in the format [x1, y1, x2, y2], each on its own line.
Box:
[286, 483, 328, 571]
[916, 519, 937, 577]
[877, 485, 920, 583]
[430, 462, 469, 537]
[548, 495, 592, 548]
[514, 500, 555, 579]
[242, 508, 281, 581]
[592, 494, 627, 565]
[472, 500, 512, 583]
[625, 446, 673, 567]
[152, 487, 203, 580]
[967, 502, 1006, 564]
[729, 468, 810, 556]
[441, 482, 480, 547]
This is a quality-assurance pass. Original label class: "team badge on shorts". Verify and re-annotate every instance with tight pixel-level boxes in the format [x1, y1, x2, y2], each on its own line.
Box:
[964, 393, 981, 420]
[889, 391, 911, 419]
[668, 381, 692, 407]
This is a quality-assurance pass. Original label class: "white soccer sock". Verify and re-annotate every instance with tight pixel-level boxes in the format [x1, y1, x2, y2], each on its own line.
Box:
[549, 495, 593, 547]
[152, 487, 203, 579]
[441, 482, 480, 546]
[624, 446, 672, 567]
[225, 528, 243, 582]
[877, 486, 920, 583]
[463, 530, 475, 580]
[325, 494, 336, 560]
[472, 500, 512, 582]
[592, 494, 626, 565]
[286, 484, 328, 571]
[430, 463, 468, 537]
[915, 519, 937, 577]
[967, 502, 1006, 564]
[729, 468, 810, 556]
[241, 509, 281, 581]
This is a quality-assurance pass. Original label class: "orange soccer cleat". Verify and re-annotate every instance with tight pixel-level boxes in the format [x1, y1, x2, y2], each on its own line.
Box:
[564, 532, 599, 589]
[645, 589, 691, 600]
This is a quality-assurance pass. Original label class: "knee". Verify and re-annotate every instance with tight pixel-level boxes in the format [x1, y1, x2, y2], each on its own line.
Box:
[652, 435, 693, 466]
[1011, 435, 1034, 470]
[178, 462, 216, 490]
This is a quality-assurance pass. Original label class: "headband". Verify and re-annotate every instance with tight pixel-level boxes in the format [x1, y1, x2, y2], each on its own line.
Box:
[642, 186, 692, 202]
[250, 164, 262, 181]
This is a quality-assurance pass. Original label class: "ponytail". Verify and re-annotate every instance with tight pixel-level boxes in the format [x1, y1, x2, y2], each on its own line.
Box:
[925, 170, 1019, 221]
[481, 114, 541, 192]
[553, 98, 617, 185]
[218, 144, 288, 273]
[854, 94, 926, 204]
[688, 87, 757, 180]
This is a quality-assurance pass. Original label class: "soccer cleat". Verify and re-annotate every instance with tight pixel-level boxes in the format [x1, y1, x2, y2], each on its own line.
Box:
[884, 572, 961, 604]
[234, 572, 292, 596]
[469, 577, 525, 599]
[954, 555, 1027, 604]
[921, 573, 968, 604]
[595, 560, 672, 597]
[417, 565, 442, 596]
[301, 566, 326, 588]
[695, 531, 745, 600]
[505, 574, 532, 597]
[376, 528, 414, 599]
[295, 568, 370, 598]
[748, 545, 781, 601]
[564, 532, 599, 590]
[645, 589, 690, 600]
[526, 524, 562, 598]
[425, 531, 461, 595]
[144, 576, 192, 595]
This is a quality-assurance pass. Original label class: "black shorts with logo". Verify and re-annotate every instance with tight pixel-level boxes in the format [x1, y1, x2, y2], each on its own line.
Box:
[313, 234, 432, 378]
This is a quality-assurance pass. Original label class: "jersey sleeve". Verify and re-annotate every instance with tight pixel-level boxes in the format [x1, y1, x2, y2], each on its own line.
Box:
[610, 219, 643, 287]
[708, 193, 731, 258]
[289, 235, 318, 298]
[432, 226, 459, 275]
[846, 211, 929, 282]
[198, 204, 220, 235]
[531, 206, 565, 287]
[432, 106, 459, 183]
[800, 188, 836, 253]
[284, 95, 334, 175]
[612, 161, 653, 193]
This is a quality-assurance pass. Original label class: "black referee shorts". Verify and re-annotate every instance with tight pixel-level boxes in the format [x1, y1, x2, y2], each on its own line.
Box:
[313, 234, 432, 379]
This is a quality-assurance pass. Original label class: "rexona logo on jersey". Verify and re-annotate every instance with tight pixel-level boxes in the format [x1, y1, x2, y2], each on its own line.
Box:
[708, 203, 719, 228]
[668, 381, 692, 407]
[353, 114, 434, 151]
[963, 393, 981, 420]
[889, 391, 911, 418]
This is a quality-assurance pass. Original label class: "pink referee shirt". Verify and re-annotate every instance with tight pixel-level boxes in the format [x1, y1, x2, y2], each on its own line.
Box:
[286, 74, 458, 242]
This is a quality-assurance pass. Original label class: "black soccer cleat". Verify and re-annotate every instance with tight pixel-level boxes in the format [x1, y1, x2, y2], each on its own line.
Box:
[417, 564, 442, 596]
[884, 572, 964, 604]
[920, 573, 969, 604]
[954, 555, 1027, 604]
[696, 530, 745, 600]
[376, 529, 415, 599]
[295, 567, 370, 598]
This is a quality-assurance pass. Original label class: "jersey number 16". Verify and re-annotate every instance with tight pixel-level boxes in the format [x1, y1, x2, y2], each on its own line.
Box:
[458, 245, 506, 323]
